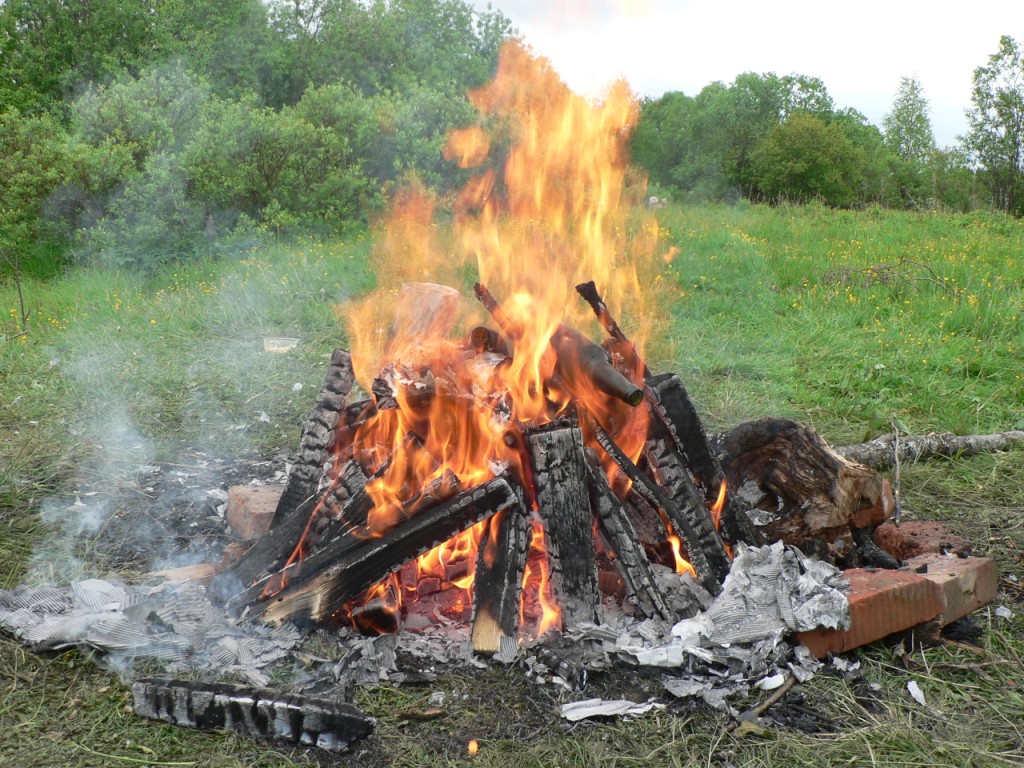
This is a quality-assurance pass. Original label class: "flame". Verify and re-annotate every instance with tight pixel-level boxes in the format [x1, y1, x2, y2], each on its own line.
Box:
[330, 40, 675, 635]
[468, 739, 480, 756]
[711, 480, 727, 530]
[667, 534, 697, 578]
[521, 519, 562, 636]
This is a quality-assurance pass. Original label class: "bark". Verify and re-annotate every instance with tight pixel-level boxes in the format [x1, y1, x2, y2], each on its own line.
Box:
[833, 430, 1024, 470]
[132, 677, 373, 751]
[527, 423, 602, 628]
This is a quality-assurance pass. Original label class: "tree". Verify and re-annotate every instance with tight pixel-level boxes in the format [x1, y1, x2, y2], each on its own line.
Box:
[751, 111, 862, 207]
[964, 35, 1024, 215]
[882, 77, 935, 163]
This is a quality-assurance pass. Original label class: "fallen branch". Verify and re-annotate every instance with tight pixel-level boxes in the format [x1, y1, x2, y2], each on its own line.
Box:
[832, 430, 1024, 470]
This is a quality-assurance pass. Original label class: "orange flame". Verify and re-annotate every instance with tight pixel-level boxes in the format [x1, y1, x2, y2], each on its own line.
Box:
[331, 40, 675, 635]
[521, 520, 562, 636]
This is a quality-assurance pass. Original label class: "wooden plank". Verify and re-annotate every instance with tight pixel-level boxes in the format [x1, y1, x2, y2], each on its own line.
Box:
[527, 423, 601, 628]
[471, 489, 531, 653]
[244, 477, 519, 626]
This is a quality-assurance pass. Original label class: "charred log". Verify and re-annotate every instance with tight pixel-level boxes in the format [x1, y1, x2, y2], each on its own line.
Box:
[716, 418, 885, 549]
[526, 422, 602, 628]
[210, 462, 372, 603]
[588, 418, 721, 597]
[271, 349, 355, 529]
[132, 677, 373, 751]
[585, 454, 675, 621]
[471, 488, 531, 653]
[241, 477, 519, 626]
[646, 373, 764, 546]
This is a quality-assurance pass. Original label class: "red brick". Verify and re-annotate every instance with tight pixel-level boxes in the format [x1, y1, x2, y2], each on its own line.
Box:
[906, 553, 999, 625]
[226, 485, 283, 540]
[874, 520, 971, 560]
[796, 568, 945, 658]
[850, 479, 894, 529]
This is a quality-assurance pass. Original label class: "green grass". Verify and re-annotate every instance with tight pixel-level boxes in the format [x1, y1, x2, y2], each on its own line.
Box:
[2, 204, 1023, 767]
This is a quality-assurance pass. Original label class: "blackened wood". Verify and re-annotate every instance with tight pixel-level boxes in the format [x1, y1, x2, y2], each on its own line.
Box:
[271, 349, 355, 529]
[247, 477, 518, 625]
[851, 525, 902, 569]
[647, 373, 764, 546]
[471, 487, 530, 653]
[132, 677, 374, 751]
[334, 399, 377, 464]
[716, 418, 885, 546]
[645, 429, 732, 585]
[474, 282, 520, 342]
[210, 462, 371, 603]
[526, 424, 601, 628]
[588, 419, 721, 596]
[585, 456, 675, 621]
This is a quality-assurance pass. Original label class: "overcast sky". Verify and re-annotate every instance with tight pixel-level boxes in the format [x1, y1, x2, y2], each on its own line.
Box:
[473, 0, 1021, 147]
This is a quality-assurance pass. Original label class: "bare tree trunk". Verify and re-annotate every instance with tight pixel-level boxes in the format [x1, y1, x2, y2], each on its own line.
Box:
[833, 430, 1024, 470]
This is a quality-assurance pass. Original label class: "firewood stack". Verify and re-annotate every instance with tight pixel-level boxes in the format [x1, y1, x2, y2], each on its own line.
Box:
[211, 281, 892, 654]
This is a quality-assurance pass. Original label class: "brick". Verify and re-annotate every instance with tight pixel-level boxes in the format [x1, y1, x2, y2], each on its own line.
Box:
[796, 568, 945, 658]
[906, 553, 999, 625]
[874, 520, 971, 559]
[226, 485, 283, 540]
[850, 479, 894, 529]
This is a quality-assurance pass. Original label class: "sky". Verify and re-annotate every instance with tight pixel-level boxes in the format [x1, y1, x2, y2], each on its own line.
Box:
[472, 0, 1022, 147]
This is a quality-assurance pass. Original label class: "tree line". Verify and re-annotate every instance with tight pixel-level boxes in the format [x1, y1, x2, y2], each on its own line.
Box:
[632, 36, 1024, 216]
[1, 0, 1022, 278]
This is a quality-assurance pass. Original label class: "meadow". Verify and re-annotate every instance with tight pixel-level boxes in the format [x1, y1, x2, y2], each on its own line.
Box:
[1, 203, 1022, 767]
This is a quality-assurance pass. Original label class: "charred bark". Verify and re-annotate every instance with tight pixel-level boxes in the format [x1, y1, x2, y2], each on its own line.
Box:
[132, 677, 373, 751]
[470, 488, 531, 653]
[271, 349, 355, 529]
[526, 422, 602, 628]
[242, 477, 519, 626]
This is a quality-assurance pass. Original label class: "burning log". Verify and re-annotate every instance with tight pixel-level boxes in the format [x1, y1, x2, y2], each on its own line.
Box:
[271, 349, 355, 529]
[646, 373, 765, 546]
[240, 477, 519, 626]
[211, 461, 371, 602]
[526, 420, 602, 628]
[132, 677, 373, 751]
[588, 418, 721, 596]
[585, 454, 675, 621]
[470, 488, 531, 653]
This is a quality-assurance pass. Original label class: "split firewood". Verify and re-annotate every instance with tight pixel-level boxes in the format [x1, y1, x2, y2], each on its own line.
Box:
[271, 349, 356, 529]
[132, 677, 373, 751]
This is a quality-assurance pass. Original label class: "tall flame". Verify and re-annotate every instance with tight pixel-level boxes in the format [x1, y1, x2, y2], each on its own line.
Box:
[335, 40, 676, 633]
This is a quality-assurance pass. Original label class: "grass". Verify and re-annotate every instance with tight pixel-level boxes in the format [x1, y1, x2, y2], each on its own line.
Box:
[2, 203, 1023, 767]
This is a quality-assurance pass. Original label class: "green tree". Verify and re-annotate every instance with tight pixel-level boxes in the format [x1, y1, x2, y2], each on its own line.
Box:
[964, 35, 1024, 215]
[751, 111, 862, 207]
[883, 77, 935, 163]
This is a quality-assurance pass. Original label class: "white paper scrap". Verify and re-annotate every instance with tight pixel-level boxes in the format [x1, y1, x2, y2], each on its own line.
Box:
[907, 680, 926, 706]
[560, 698, 663, 722]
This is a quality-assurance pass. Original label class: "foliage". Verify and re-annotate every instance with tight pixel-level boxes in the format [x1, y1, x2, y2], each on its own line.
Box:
[883, 76, 936, 164]
[751, 112, 864, 206]
[964, 35, 1024, 215]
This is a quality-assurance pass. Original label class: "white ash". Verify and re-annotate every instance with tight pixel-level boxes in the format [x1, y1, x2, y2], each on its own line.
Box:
[560, 698, 664, 722]
[0, 578, 300, 686]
